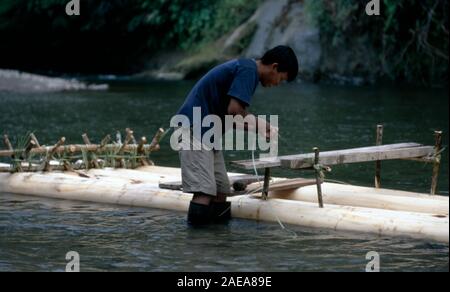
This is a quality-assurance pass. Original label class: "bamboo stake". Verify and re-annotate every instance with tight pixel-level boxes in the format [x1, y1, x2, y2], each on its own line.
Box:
[100, 135, 111, 149]
[116, 131, 122, 144]
[126, 128, 137, 145]
[3, 134, 22, 172]
[149, 128, 165, 152]
[3, 134, 13, 151]
[138, 137, 150, 166]
[314, 147, 324, 208]
[82, 134, 100, 169]
[375, 125, 383, 188]
[24, 136, 35, 158]
[29, 133, 41, 148]
[44, 137, 66, 171]
[430, 131, 442, 195]
[126, 129, 138, 168]
[118, 130, 134, 168]
[262, 168, 271, 200]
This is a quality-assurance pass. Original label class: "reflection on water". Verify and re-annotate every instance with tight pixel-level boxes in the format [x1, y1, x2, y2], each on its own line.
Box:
[0, 80, 448, 271]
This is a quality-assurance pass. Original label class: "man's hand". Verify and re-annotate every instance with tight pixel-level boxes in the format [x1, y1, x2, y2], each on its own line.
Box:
[265, 124, 279, 141]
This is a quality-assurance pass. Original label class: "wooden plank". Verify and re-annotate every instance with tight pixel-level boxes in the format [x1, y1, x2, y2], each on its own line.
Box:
[231, 157, 281, 170]
[281, 146, 434, 169]
[231, 143, 423, 170]
[281, 143, 425, 160]
[158, 175, 265, 191]
[158, 181, 183, 191]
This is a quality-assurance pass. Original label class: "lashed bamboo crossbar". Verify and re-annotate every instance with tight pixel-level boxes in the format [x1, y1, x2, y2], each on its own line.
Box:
[0, 128, 165, 172]
[0, 140, 161, 157]
[231, 143, 434, 170]
[0, 130, 164, 157]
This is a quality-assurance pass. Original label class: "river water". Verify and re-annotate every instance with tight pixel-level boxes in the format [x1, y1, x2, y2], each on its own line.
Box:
[0, 79, 448, 271]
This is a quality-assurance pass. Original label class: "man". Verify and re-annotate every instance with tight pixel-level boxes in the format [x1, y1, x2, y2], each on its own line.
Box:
[176, 45, 299, 225]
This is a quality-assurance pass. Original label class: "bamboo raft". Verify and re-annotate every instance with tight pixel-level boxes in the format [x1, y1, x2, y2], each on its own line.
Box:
[0, 127, 448, 243]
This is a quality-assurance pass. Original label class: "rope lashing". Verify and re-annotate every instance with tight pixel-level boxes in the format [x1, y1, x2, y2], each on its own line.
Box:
[313, 163, 332, 182]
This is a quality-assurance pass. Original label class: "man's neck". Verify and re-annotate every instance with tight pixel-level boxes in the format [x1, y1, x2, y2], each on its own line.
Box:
[255, 59, 264, 81]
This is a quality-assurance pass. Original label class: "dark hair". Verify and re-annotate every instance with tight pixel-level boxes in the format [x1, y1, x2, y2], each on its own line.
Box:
[261, 45, 299, 82]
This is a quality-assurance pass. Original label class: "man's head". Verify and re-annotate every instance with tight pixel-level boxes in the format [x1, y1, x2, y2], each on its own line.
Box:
[258, 46, 299, 87]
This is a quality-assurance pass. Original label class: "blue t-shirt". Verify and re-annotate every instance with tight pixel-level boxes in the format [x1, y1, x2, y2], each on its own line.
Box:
[176, 58, 259, 134]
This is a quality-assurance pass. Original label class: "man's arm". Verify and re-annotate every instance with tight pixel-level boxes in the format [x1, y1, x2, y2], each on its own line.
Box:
[227, 97, 275, 138]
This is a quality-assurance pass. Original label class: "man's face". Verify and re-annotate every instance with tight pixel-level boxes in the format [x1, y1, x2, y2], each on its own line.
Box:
[261, 63, 289, 88]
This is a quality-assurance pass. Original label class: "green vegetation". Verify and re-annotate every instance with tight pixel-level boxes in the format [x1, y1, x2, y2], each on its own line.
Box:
[140, 0, 261, 50]
[0, 0, 447, 86]
[0, 0, 260, 74]
[305, 0, 449, 86]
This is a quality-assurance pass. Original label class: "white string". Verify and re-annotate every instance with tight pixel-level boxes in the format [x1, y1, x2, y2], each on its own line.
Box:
[248, 140, 297, 238]
[251, 148, 262, 188]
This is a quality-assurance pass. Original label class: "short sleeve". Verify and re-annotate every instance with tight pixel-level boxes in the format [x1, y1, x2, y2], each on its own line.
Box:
[227, 65, 258, 107]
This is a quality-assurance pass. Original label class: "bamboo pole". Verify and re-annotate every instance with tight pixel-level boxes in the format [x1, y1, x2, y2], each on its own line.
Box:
[375, 125, 383, 188]
[0, 168, 447, 243]
[430, 131, 443, 195]
[313, 147, 324, 208]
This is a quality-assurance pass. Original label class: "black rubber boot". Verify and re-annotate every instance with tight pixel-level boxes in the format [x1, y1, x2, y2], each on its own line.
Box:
[187, 201, 213, 226]
[211, 201, 231, 224]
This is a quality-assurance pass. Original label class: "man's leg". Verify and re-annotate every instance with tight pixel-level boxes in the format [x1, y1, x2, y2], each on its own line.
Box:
[211, 150, 232, 223]
[192, 193, 213, 205]
[179, 145, 217, 225]
[213, 192, 227, 203]
[187, 192, 214, 225]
